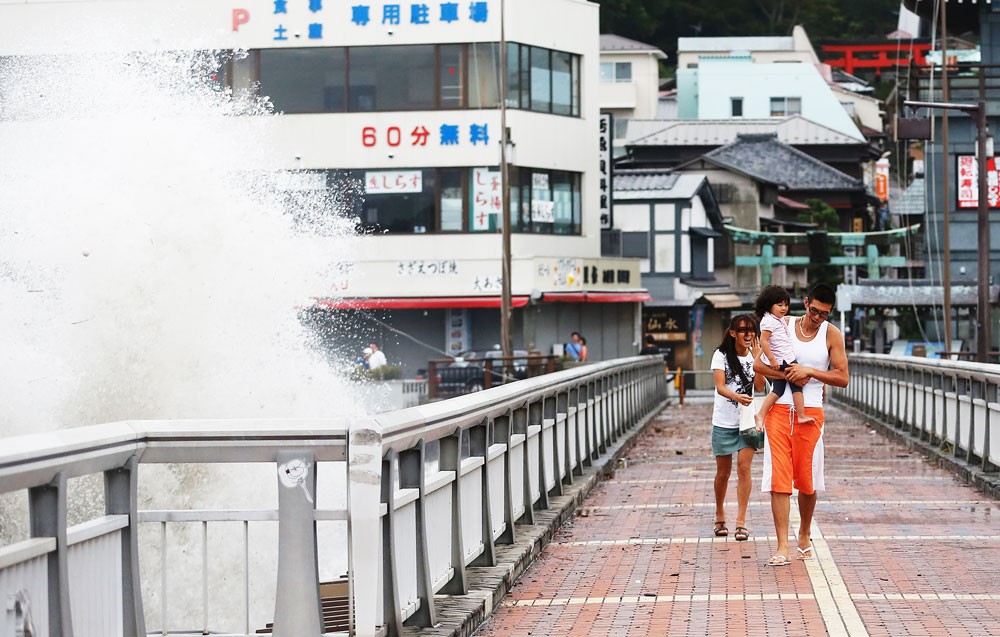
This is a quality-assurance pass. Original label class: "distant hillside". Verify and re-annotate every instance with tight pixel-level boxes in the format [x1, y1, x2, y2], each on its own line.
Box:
[598, 0, 903, 59]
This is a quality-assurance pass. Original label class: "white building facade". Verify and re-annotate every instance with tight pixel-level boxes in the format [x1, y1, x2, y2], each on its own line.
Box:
[1, 0, 646, 374]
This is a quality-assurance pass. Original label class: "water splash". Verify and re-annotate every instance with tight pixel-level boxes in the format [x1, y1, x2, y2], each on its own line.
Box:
[0, 42, 361, 632]
[0, 49, 360, 433]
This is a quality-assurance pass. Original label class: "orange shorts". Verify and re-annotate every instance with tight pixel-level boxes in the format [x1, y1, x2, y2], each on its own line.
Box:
[764, 404, 825, 495]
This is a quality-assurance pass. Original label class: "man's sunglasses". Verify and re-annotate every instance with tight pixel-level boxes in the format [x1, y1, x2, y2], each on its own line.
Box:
[807, 305, 831, 319]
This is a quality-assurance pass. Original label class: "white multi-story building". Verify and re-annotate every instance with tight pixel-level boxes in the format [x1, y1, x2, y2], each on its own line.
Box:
[2, 0, 647, 375]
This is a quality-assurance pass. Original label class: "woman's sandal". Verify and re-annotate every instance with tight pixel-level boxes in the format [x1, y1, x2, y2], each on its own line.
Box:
[734, 526, 750, 542]
[713, 521, 728, 537]
[766, 554, 791, 567]
[796, 545, 814, 560]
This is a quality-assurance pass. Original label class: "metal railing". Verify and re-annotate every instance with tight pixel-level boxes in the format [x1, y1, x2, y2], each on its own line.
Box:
[0, 356, 667, 637]
[833, 353, 1000, 473]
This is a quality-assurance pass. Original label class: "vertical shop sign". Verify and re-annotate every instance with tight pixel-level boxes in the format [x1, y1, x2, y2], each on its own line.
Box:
[472, 168, 501, 230]
[598, 113, 614, 229]
[445, 308, 470, 354]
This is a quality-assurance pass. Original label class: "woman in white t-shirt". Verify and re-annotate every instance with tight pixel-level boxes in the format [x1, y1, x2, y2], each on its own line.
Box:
[710, 313, 765, 542]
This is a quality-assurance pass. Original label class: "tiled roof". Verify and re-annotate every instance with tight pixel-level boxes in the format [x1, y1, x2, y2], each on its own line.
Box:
[600, 34, 667, 58]
[612, 169, 679, 192]
[699, 134, 864, 191]
[892, 177, 925, 216]
[626, 115, 866, 146]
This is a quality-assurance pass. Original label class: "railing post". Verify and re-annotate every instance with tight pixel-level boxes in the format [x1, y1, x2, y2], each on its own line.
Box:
[439, 431, 468, 594]
[105, 457, 146, 637]
[530, 401, 549, 511]
[470, 423, 497, 567]
[398, 442, 437, 627]
[30, 471, 73, 637]
[381, 451, 404, 636]
[513, 407, 535, 524]
[494, 413, 516, 545]
[272, 450, 322, 637]
[348, 418, 384, 637]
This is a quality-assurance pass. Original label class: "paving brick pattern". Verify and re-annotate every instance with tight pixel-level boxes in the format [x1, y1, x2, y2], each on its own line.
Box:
[474, 401, 1000, 636]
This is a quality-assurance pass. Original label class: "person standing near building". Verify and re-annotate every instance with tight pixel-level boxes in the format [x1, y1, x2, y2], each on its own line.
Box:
[565, 332, 584, 361]
[753, 283, 849, 566]
[710, 313, 765, 541]
[367, 343, 388, 370]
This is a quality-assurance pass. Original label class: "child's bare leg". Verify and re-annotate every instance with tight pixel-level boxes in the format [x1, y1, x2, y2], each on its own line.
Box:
[793, 391, 813, 425]
[755, 392, 777, 428]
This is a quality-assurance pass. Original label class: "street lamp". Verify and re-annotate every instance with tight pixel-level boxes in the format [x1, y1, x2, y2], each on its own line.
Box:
[905, 99, 992, 363]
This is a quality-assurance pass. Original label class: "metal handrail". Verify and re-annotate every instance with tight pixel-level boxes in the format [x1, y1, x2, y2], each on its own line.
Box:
[0, 355, 668, 637]
[833, 353, 999, 474]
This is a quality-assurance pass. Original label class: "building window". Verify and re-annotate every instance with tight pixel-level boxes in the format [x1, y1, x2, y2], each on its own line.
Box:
[282, 167, 580, 235]
[599, 61, 632, 83]
[508, 167, 581, 235]
[770, 96, 802, 116]
[731, 97, 743, 117]
[257, 48, 347, 112]
[240, 43, 579, 116]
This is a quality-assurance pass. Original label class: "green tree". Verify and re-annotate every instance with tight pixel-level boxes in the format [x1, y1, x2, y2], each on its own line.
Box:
[595, 0, 901, 58]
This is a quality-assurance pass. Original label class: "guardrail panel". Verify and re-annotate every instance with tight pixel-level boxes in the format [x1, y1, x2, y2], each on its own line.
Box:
[0, 548, 50, 637]
[68, 526, 124, 637]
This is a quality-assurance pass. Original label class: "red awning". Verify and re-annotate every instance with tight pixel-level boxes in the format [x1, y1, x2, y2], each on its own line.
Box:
[542, 291, 652, 303]
[315, 296, 531, 310]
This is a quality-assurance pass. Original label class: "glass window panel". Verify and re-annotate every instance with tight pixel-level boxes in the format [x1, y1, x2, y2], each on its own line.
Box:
[770, 97, 782, 116]
[571, 55, 580, 116]
[348, 45, 435, 111]
[552, 171, 573, 234]
[572, 173, 581, 233]
[440, 168, 463, 231]
[599, 62, 613, 82]
[530, 47, 551, 112]
[259, 47, 345, 113]
[787, 97, 802, 114]
[359, 169, 436, 233]
[505, 42, 520, 108]
[439, 44, 463, 108]
[468, 43, 500, 108]
[230, 50, 258, 97]
[614, 61, 631, 82]
[519, 45, 530, 109]
[552, 51, 572, 116]
[530, 170, 552, 233]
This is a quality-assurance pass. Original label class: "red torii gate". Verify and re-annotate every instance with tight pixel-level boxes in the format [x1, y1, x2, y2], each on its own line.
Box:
[821, 41, 932, 77]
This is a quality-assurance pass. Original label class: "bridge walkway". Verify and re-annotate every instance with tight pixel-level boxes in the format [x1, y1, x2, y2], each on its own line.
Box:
[474, 401, 1000, 637]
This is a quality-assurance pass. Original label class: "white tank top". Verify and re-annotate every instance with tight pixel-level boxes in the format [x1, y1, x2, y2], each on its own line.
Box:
[776, 316, 830, 408]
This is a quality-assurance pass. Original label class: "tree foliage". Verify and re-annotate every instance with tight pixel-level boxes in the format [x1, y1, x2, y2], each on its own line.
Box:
[596, 0, 902, 58]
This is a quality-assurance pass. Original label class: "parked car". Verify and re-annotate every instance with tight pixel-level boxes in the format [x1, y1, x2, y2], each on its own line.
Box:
[434, 349, 530, 395]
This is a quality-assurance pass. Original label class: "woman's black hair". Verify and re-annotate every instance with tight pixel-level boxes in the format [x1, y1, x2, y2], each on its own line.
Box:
[716, 313, 757, 391]
[754, 285, 791, 319]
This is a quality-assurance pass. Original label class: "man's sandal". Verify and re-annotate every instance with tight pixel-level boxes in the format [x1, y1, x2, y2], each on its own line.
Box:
[734, 526, 750, 541]
[713, 521, 728, 537]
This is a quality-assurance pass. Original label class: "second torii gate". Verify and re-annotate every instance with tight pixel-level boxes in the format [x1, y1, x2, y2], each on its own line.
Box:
[726, 224, 921, 286]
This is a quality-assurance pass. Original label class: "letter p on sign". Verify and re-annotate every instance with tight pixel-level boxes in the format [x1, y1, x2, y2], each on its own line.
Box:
[232, 8, 250, 32]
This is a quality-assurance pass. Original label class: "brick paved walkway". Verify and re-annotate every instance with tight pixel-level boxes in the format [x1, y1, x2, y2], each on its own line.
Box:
[474, 401, 1000, 637]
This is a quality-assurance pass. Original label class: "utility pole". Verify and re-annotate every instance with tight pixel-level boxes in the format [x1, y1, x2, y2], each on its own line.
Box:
[940, 1, 953, 357]
[906, 96, 992, 363]
[498, 0, 513, 360]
